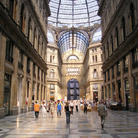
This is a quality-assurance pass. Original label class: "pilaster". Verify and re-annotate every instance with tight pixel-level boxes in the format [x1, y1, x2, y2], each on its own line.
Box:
[28, 61, 33, 111]
[0, 33, 6, 118]
[114, 64, 119, 102]
[21, 55, 27, 113]
[128, 52, 135, 111]
[11, 47, 18, 115]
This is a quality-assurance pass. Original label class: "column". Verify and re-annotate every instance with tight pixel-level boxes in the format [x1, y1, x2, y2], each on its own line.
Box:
[10, 47, 18, 115]
[21, 55, 27, 113]
[114, 64, 119, 102]
[128, 52, 135, 111]
[34, 66, 38, 102]
[120, 59, 125, 109]
[28, 61, 33, 111]
[0, 33, 6, 118]
[110, 68, 113, 101]
[39, 70, 42, 103]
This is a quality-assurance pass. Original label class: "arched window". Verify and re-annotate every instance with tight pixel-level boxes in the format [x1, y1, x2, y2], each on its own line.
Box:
[50, 55, 52, 63]
[115, 27, 119, 48]
[122, 17, 126, 40]
[9, 0, 14, 17]
[33, 28, 37, 48]
[111, 35, 113, 53]
[130, 3, 135, 31]
[107, 41, 109, 57]
[93, 69, 98, 78]
[28, 17, 31, 40]
[20, 4, 25, 32]
[50, 69, 54, 78]
[38, 35, 40, 53]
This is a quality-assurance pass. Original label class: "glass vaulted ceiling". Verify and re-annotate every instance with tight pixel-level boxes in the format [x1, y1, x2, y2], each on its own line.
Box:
[48, 0, 101, 55]
[48, 0, 100, 28]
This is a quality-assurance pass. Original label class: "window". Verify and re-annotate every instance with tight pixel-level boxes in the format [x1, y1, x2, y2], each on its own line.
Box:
[107, 41, 109, 57]
[20, 4, 25, 32]
[101, 54, 103, 61]
[115, 27, 119, 48]
[93, 83, 98, 90]
[50, 84, 55, 90]
[117, 61, 120, 76]
[104, 72, 106, 82]
[125, 80, 129, 91]
[121, 17, 126, 40]
[38, 67, 40, 79]
[92, 56, 94, 62]
[50, 69, 54, 78]
[27, 57, 30, 74]
[111, 35, 113, 53]
[123, 55, 128, 72]
[5, 39, 13, 63]
[41, 70, 43, 81]
[33, 63, 36, 77]
[9, 0, 14, 17]
[93, 69, 97, 78]
[18, 50, 23, 69]
[132, 47, 138, 68]
[50, 55, 52, 63]
[95, 55, 97, 62]
[108, 69, 110, 81]
[28, 17, 31, 41]
[130, 3, 135, 31]
[66, 68, 80, 75]
[112, 66, 114, 78]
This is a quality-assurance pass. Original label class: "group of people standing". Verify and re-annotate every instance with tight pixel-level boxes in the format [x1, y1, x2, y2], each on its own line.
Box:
[33, 99, 107, 129]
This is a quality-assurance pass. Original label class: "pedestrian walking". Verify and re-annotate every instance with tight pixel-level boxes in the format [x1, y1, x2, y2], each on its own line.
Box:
[98, 101, 107, 129]
[34, 101, 40, 118]
[75, 100, 78, 112]
[64, 101, 70, 124]
[50, 99, 55, 118]
[70, 100, 74, 114]
[84, 102, 88, 113]
[56, 100, 63, 117]
[41, 101, 46, 117]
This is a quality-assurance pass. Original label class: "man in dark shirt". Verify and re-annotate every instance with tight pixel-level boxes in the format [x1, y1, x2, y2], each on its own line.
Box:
[65, 101, 70, 124]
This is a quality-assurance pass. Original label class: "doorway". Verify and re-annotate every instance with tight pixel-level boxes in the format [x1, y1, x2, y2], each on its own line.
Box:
[126, 93, 130, 110]
[67, 79, 79, 100]
[4, 73, 11, 116]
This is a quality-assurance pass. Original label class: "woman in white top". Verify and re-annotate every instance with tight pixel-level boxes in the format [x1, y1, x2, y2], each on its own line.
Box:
[41, 101, 46, 117]
[70, 100, 74, 114]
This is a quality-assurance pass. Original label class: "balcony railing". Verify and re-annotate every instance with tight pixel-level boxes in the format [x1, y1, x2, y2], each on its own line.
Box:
[18, 62, 23, 69]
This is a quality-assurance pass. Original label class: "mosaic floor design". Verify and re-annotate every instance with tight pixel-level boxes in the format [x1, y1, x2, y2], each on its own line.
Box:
[0, 108, 138, 138]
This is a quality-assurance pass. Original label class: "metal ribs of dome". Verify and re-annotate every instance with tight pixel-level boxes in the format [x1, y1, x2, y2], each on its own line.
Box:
[48, 0, 100, 28]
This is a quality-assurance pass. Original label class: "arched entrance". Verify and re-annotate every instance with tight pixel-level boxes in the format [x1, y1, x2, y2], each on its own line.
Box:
[67, 79, 79, 100]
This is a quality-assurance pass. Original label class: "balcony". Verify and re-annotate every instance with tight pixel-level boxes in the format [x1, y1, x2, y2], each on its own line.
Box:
[5, 56, 13, 63]
[18, 62, 23, 69]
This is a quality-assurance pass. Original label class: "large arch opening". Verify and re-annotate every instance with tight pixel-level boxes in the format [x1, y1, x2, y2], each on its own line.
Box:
[67, 79, 79, 101]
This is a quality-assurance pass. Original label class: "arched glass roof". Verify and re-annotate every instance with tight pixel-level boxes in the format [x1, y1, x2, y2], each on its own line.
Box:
[48, 0, 101, 28]
[58, 30, 89, 55]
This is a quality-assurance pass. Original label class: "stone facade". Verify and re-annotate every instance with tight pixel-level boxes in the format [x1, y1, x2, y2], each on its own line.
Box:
[0, 0, 50, 118]
[98, 0, 138, 112]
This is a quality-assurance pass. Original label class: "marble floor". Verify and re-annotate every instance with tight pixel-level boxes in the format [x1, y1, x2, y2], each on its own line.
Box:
[0, 108, 138, 138]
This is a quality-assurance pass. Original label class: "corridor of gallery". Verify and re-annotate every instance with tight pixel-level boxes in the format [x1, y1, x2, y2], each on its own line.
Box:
[0, 109, 138, 138]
